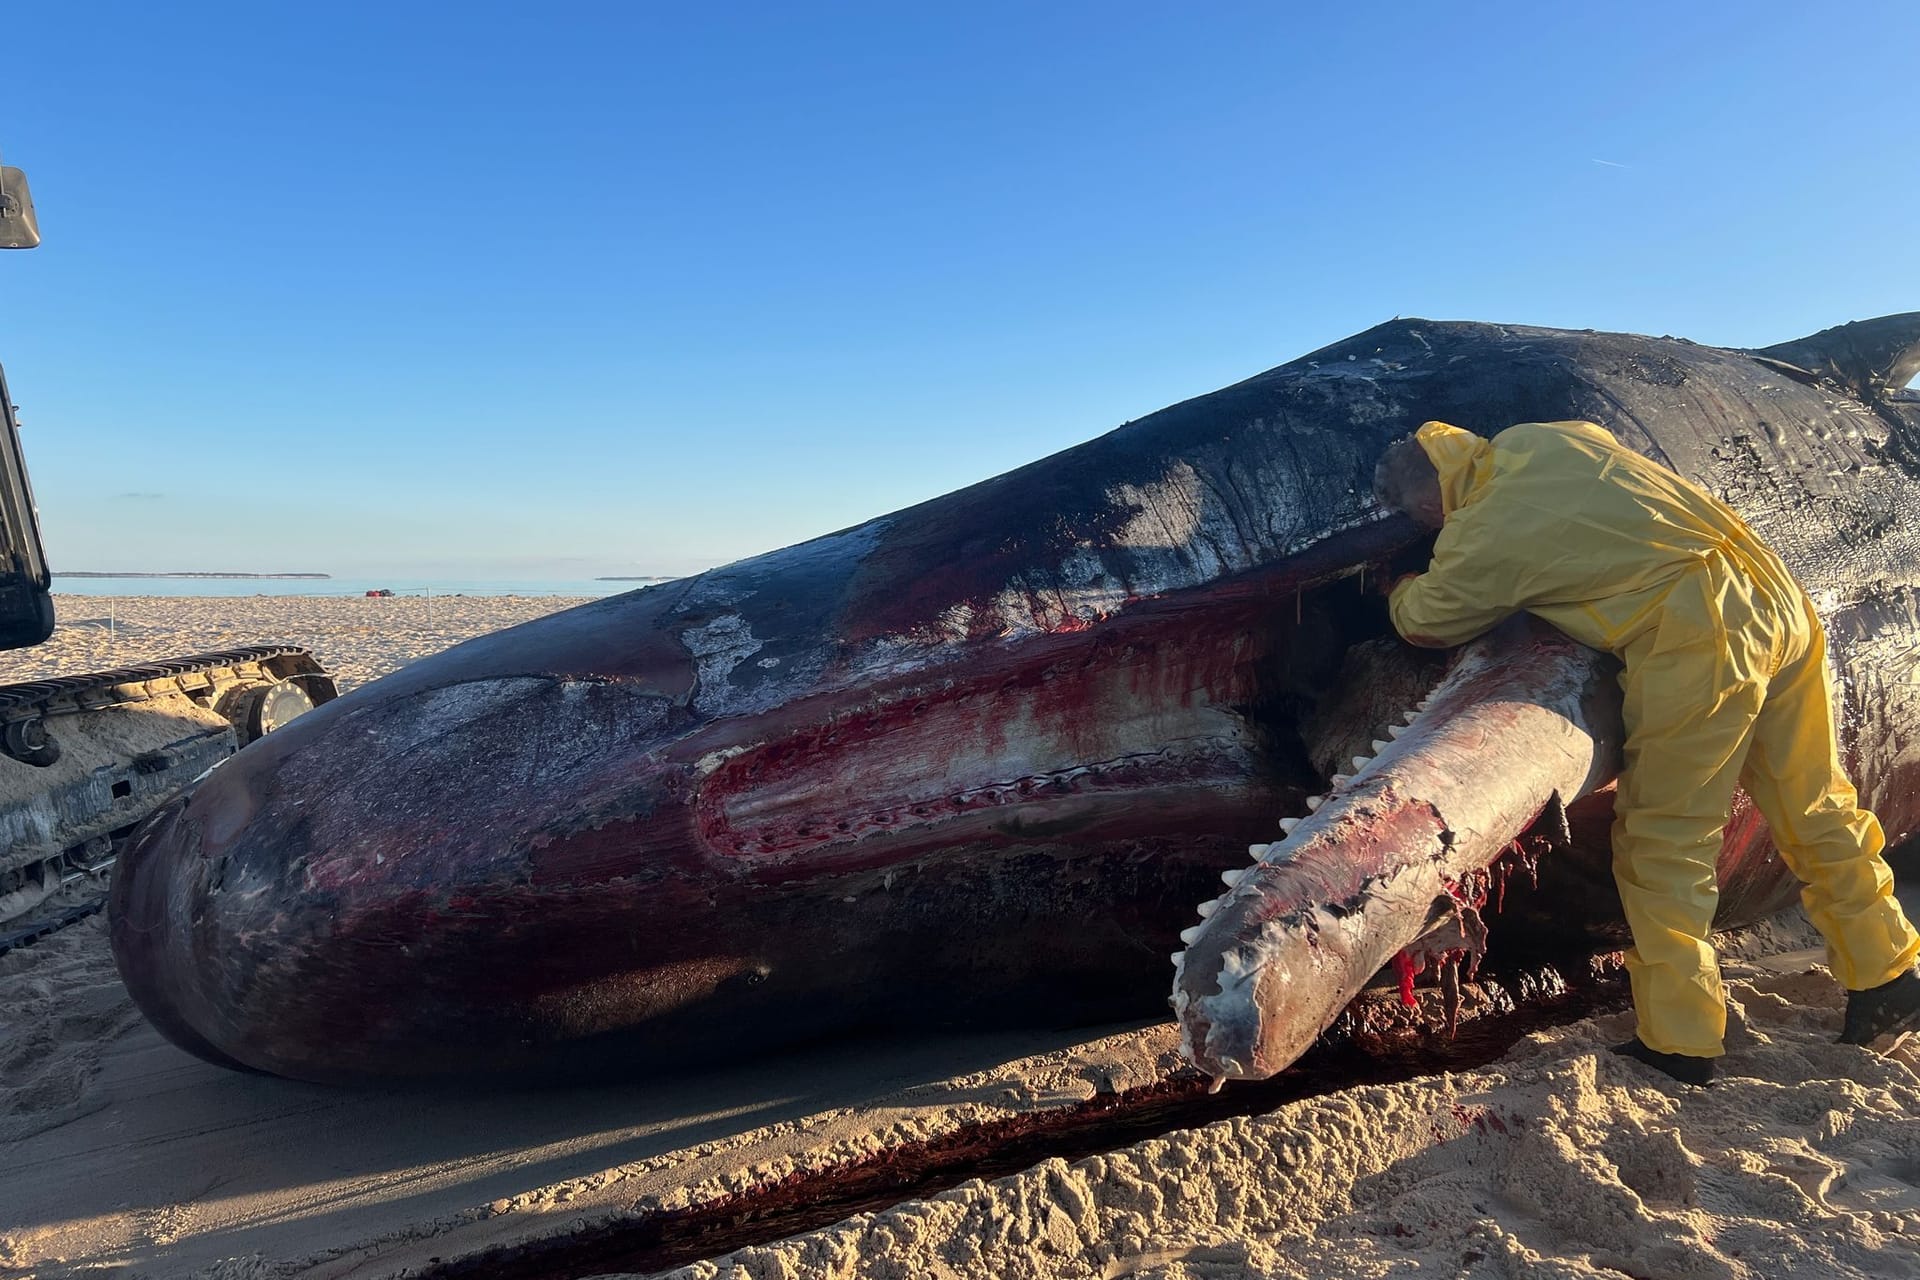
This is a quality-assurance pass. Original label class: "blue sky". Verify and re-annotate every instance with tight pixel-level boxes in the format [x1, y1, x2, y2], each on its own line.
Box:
[2, 3, 1914, 578]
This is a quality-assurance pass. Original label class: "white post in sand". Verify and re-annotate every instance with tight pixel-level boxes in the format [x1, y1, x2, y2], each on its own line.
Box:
[426, 586, 433, 629]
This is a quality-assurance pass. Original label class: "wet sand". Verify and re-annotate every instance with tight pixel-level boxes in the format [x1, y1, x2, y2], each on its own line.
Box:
[2, 597, 1917, 1277]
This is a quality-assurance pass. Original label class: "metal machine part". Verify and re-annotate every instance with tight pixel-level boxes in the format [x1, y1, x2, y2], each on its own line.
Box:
[1, 163, 52, 650]
[0, 166, 40, 250]
[0, 361, 54, 652]
[0, 646, 338, 938]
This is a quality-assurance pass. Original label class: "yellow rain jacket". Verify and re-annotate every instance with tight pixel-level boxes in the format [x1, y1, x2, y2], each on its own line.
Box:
[1389, 420, 1919, 1057]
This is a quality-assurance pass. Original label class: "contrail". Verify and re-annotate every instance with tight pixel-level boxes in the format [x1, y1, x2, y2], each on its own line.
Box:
[1591, 158, 1629, 168]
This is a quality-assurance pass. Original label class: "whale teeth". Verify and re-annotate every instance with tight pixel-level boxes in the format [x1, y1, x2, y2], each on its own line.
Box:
[1305, 795, 1324, 811]
[1180, 925, 1202, 944]
[1197, 899, 1219, 918]
[1402, 709, 1419, 723]
[1221, 867, 1245, 887]
[1331, 773, 1352, 787]
[1248, 842, 1271, 860]
[1279, 817, 1299, 834]
[1171, 950, 1186, 965]
[1387, 724, 1405, 738]
[1372, 739, 1390, 753]
[1208, 1058, 1242, 1093]
[1416, 699, 1430, 710]
[1352, 755, 1371, 771]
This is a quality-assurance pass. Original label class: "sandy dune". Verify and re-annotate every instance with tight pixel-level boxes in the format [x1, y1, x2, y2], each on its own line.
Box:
[3, 596, 1918, 1278]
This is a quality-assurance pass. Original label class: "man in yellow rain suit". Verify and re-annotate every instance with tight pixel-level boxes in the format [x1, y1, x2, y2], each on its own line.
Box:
[1373, 419, 1920, 1086]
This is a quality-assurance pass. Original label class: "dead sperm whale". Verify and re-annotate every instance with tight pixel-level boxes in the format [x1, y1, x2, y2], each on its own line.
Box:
[109, 312, 1920, 1083]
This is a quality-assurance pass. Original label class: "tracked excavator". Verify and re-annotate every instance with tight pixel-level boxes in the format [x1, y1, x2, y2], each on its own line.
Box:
[0, 158, 337, 947]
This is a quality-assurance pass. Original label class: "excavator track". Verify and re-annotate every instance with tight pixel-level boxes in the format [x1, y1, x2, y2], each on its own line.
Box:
[0, 645, 337, 953]
[0, 644, 321, 720]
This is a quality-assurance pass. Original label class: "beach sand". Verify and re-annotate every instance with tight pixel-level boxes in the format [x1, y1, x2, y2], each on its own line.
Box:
[3, 597, 1918, 1278]
[671, 957, 1920, 1280]
[0, 593, 603, 693]
[6, 914, 1918, 1280]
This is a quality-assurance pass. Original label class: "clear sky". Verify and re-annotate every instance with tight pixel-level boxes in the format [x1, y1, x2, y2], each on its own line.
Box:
[2, 2, 1915, 579]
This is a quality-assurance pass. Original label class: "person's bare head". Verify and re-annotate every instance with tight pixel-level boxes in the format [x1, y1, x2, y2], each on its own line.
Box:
[1372, 435, 1444, 529]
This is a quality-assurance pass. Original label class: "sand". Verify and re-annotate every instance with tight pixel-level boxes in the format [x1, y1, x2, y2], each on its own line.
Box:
[0, 593, 602, 693]
[669, 961, 1920, 1280]
[3, 596, 1919, 1278]
[8, 916, 1918, 1279]
[0, 913, 1171, 1279]
[0, 916, 141, 1149]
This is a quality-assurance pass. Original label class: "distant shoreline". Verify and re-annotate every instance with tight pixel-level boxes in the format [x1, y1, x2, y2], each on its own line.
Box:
[594, 575, 677, 582]
[54, 572, 333, 580]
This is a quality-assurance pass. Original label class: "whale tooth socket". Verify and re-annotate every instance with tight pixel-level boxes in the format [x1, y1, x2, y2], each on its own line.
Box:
[1179, 925, 1202, 944]
[1221, 867, 1246, 887]
[1278, 817, 1299, 834]
[1305, 795, 1324, 811]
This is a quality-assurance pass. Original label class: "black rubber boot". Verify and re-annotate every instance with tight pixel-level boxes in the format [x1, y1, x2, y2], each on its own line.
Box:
[1610, 1037, 1716, 1086]
[1839, 969, 1920, 1046]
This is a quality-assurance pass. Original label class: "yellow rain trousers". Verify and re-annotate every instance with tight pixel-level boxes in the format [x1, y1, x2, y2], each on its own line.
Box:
[1389, 420, 1920, 1057]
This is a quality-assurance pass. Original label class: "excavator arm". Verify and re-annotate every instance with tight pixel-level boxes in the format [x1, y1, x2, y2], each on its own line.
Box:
[0, 164, 54, 650]
[0, 360, 55, 651]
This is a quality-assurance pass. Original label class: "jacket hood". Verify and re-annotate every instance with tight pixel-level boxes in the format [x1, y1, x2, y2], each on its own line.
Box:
[1415, 420, 1492, 518]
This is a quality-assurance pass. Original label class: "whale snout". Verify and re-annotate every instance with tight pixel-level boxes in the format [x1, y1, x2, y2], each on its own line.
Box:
[107, 673, 687, 1078]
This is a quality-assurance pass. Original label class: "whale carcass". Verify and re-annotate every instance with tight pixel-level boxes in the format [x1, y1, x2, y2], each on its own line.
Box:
[109, 313, 1920, 1083]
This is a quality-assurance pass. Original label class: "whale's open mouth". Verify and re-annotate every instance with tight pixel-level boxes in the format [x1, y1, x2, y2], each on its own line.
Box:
[1174, 616, 1625, 1082]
